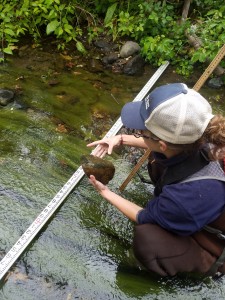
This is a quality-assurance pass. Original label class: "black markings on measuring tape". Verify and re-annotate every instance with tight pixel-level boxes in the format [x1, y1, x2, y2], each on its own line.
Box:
[0, 61, 169, 280]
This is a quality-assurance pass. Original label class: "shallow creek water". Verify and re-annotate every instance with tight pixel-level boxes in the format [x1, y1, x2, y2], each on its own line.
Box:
[0, 46, 225, 300]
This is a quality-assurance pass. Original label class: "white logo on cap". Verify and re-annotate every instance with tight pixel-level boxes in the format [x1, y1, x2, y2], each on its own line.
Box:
[145, 96, 150, 110]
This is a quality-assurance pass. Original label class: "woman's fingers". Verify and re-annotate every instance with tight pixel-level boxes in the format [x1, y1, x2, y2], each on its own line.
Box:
[87, 140, 107, 147]
[100, 149, 107, 158]
[89, 174, 96, 183]
[87, 136, 119, 156]
[89, 175, 105, 191]
[91, 145, 107, 157]
[87, 141, 100, 147]
[107, 144, 114, 155]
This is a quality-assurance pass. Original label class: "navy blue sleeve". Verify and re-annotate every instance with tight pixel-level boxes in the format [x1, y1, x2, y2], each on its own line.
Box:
[137, 180, 225, 236]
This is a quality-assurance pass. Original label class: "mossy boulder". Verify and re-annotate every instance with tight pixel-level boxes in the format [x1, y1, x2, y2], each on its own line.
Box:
[81, 155, 115, 184]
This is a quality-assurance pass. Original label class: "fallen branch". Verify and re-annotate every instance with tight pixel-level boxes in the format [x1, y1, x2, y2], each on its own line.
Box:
[181, 0, 224, 76]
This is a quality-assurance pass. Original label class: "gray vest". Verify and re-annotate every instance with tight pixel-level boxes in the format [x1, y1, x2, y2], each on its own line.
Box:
[181, 161, 225, 183]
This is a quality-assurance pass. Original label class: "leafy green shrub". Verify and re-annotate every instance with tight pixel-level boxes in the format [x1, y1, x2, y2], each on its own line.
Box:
[0, 0, 224, 76]
[103, 0, 225, 76]
[190, 5, 225, 67]
[0, 0, 93, 59]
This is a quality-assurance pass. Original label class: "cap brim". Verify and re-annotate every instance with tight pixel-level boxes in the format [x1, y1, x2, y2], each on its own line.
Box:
[121, 102, 147, 130]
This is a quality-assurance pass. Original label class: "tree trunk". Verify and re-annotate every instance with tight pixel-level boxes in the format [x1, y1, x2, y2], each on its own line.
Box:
[181, 0, 192, 21]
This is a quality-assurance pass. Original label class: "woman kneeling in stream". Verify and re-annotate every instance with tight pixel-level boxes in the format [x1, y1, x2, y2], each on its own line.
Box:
[87, 83, 225, 278]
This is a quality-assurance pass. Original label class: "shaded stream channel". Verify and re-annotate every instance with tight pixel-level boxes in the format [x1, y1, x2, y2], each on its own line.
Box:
[0, 45, 225, 300]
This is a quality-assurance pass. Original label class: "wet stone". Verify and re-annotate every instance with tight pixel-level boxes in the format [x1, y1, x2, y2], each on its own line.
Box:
[207, 77, 224, 89]
[0, 89, 14, 106]
[81, 155, 115, 184]
[119, 41, 141, 58]
[123, 54, 145, 75]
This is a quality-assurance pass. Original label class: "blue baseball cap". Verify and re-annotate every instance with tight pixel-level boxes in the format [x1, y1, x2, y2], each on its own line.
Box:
[121, 83, 213, 144]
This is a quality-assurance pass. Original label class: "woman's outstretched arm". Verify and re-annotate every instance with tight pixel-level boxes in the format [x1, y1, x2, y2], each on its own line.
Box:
[89, 175, 143, 222]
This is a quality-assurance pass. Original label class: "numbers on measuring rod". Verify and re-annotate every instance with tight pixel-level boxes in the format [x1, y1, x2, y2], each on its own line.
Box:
[0, 61, 170, 281]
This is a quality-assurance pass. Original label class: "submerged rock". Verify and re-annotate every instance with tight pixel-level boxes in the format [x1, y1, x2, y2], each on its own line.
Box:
[0, 89, 14, 106]
[207, 77, 224, 89]
[81, 155, 115, 184]
[123, 54, 145, 75]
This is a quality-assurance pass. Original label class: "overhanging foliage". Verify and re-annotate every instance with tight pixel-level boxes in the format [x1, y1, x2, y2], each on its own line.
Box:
[0, 0, 224, 76]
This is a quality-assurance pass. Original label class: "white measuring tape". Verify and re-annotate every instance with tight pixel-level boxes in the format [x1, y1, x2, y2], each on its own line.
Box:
[0, 61, 169, 280]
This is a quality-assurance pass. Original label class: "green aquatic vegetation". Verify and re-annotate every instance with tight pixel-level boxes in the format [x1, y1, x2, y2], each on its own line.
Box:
[0, 39, 224, 299]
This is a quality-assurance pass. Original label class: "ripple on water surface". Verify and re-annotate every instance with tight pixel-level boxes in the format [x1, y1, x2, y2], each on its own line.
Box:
[0, 50, 225, 299]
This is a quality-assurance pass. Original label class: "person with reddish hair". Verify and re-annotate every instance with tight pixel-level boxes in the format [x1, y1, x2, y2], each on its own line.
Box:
[87, 83, 225, 278]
